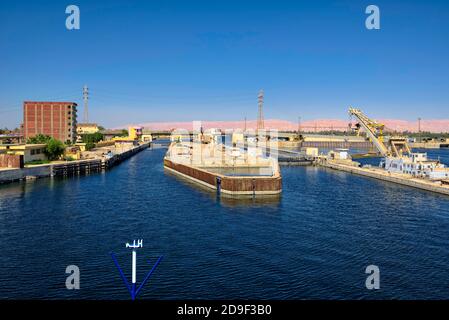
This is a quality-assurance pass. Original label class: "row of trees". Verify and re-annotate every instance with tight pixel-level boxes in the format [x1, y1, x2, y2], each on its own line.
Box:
[79, 132, 104, 150]
[0, 127, 20, 134]
[26, 132, 108, 160]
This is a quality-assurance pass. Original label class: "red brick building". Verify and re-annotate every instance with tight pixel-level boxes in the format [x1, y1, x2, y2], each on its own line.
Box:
[23, 101, 77, 143]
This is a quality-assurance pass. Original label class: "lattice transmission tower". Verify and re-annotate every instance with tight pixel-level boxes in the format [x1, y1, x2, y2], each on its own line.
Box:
[257, 89, 264, 131]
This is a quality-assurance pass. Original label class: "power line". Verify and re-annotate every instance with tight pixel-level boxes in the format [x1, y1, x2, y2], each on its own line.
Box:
[83, 85, 89, 123]
[257, 89, 264, 131]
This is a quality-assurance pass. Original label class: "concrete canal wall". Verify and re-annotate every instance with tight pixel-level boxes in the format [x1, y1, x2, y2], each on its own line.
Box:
[103, 142, 149, 168]
[410, 142, 449, 149]
[300, 140, 373, 149]
[277, 140, 373, 149]
[0, 159, 106, 184]
[321, 161, 449, 196]
[0, 143, 150, 185]
[0, 165, 52, 184]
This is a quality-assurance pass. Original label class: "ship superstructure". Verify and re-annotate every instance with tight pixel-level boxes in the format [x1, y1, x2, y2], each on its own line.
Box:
[349, 108, 449, 181]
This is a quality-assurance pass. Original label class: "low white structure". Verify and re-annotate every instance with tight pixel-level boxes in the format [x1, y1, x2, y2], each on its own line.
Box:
[302, 147, 319, 158]
[327, 148, 350, 161]
[381, 152, 449, 180]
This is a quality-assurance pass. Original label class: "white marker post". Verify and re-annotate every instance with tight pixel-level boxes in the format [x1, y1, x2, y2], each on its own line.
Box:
[125, 239, 143, 299]
[132, 250, 137, 284]
[112, 238, 162, 301]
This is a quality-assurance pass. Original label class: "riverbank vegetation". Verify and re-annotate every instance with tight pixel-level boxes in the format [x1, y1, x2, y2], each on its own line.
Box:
[26, 134, 66, 160]
[80, 132, 104, 150]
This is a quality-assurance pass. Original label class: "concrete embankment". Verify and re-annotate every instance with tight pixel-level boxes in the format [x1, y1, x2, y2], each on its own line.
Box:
[277, 140, 373, 149]
[0, 142, 150, 185]
[103, 142, 149, 168]
[410, 142, 448, 149]
[321, 160, 449, 196]
[0, 165, 52, 184]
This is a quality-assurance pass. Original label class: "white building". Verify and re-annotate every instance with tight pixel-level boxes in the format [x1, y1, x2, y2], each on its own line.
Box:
[381, 152, 449, 180]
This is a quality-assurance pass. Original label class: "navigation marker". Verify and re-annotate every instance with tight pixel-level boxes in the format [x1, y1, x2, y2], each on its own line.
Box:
[111, 239, 163, 300]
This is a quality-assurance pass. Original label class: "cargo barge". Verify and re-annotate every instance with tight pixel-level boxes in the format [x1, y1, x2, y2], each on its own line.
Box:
[164, 141, 282, 196]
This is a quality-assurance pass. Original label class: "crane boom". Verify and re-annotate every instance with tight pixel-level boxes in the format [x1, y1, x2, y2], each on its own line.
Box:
[348, 107, 411, 157]
[349, 107, 389, 156]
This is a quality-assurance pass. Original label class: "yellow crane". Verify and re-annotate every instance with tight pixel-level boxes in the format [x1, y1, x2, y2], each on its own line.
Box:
[348, 107, 411, 157]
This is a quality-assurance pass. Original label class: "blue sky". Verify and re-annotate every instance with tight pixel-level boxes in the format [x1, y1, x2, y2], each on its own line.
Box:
[1, 0, 448, 128]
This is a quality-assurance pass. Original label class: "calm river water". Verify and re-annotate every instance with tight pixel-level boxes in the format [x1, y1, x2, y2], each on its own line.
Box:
[1, 147, 449, 299]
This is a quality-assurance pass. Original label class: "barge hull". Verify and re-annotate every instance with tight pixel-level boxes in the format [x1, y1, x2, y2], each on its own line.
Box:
[164, 158, 282, 196]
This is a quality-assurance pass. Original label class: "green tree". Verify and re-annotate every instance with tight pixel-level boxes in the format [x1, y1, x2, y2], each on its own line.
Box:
[85, 141, 95, 151]
[27, 134, 52, 144]
[45, 138, 65, 161]
[80, 132, 104, 150]
[81, 132, 104, 144]
[79, 132, 104, 151]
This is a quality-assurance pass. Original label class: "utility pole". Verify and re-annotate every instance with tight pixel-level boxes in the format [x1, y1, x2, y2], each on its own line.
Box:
[418, 117, 422, 143]
[244, 116, 247, 132]
[257, 89, 264, 131]
[83, 85, 89, 123]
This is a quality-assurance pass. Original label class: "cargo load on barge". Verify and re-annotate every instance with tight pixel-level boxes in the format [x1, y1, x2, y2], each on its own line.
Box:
[163, 132, 282, 197]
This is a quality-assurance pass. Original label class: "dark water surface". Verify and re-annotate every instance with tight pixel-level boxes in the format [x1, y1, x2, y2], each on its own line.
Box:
[1, 148, 449, 299]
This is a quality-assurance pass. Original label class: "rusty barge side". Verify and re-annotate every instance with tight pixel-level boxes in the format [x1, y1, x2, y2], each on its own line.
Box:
[164, 158, 282, 196]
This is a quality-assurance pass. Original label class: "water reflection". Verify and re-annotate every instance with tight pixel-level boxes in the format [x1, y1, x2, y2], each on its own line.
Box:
[164, 168, 281, 208]
[219, 194, 280, 208]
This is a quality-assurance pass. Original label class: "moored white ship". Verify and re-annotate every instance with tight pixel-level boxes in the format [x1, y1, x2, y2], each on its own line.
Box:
[381, 152, 449, 180]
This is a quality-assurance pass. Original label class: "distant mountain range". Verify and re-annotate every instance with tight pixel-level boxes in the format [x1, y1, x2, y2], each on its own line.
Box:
[118, 119, 449, 133]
